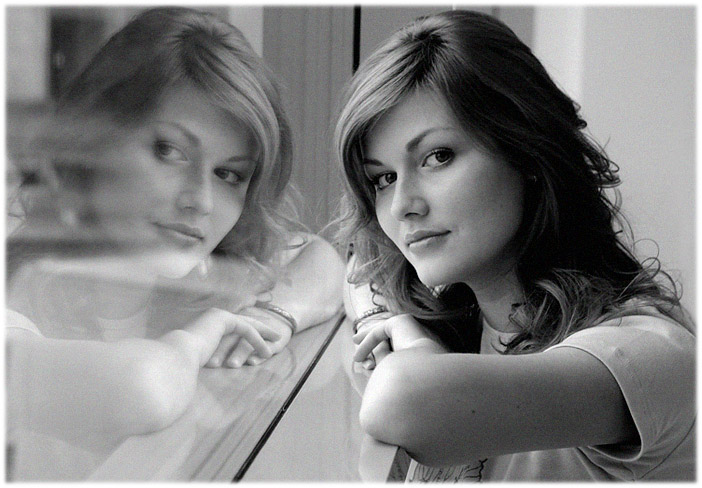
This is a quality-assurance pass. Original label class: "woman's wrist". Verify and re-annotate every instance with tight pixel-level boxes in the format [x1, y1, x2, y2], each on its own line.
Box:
[353, 306, 388, 333]
[254, 301, 297, 334]
[243, 305, 294, 338]
[404, 336, 448, 354]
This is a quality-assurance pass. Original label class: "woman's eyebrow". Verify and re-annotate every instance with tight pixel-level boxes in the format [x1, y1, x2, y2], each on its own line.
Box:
[221, 156, 257, 169]
[405, 126, 456, 153]
[154, 121, 200, 147]
[154, 122, 257, 164]
[362, 126, 460, 166]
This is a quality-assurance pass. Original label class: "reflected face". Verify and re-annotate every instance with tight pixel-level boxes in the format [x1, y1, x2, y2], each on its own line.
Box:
[363, 90, 525, 288]
[99, 83, 257, 278]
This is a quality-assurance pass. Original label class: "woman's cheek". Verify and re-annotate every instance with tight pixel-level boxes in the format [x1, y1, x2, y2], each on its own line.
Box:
[375, 199, 401, 249]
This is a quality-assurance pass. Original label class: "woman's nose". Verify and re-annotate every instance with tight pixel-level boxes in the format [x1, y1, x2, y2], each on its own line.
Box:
[176, 168, 213, 215]
[389, 175, 428, 221]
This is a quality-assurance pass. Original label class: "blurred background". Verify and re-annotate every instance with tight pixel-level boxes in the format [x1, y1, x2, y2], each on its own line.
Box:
[6, 5, 695, 316]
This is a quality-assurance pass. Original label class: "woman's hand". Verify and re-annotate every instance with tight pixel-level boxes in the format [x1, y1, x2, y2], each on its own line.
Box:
[204, 307, 293, 368]
[172, 307, 281, 368]
[353, 313, 447, 366]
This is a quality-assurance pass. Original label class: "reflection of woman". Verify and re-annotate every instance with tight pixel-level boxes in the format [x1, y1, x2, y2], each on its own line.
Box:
[6, 6, 344, 473]
[336, 10, 694, 481]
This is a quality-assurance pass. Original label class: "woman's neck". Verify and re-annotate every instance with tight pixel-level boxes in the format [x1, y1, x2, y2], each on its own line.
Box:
[468, 268, 524, 333]
[92, 278, 155, 320]
[70, 256, 158, 320]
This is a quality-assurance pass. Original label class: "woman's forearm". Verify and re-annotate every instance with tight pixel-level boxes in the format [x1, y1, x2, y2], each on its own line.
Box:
[359, 347, 634, 467]
[268, 234, 345, 331]
[7, 328, 200, 441]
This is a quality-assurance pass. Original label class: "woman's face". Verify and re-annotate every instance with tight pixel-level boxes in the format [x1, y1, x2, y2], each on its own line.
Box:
[97, 83, 257, 279]
[362, 90, 525, 288]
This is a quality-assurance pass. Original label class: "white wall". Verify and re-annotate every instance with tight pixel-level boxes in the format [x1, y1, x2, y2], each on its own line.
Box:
[534, 7, 696, 315]
[227, 6, 263, 56]
[533, 7, 585, 101]
[6, 7, 49, 102]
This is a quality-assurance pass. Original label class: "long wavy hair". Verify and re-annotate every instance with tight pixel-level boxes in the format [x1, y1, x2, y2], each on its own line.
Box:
[335, 10, 684, 353]
[12, 7, 299, 277]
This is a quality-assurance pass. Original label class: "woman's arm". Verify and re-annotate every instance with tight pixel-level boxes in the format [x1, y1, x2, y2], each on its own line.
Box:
[267, 233, 345, 331]
[359, 347, 636, 467]
[7, 308, 279, 442]
[7, 327, 199, 441]
[205, 233, 345, 367]
[343, 256, 445, 368]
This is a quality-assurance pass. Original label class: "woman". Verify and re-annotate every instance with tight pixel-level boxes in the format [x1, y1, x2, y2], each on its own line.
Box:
[336, 10, 694, 481]
[6, 6, 344, 476]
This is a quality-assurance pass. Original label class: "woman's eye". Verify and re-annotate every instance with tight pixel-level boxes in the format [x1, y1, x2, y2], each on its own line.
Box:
[154, 141, 187, 162]
[214, 168, 242, 185]
[371, 172, 396, 191]
[424, 148, 454, 167]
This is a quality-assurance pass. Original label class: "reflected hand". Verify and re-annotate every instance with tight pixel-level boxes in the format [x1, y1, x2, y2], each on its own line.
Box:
[182, 307, 280, 367]
[205, 307, 293, 368]
[352, 313, 446, 367]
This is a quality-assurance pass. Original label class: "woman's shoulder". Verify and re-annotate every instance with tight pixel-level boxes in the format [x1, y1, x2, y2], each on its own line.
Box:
[6, 308, 42, 335]
[545, 299, 694, 386]
[276, 232, 341, 266]
[7, 259, 47, 324]
[275, 231, 309, 263]
[6, 258, 103, 339]
[551, 301, 694, 353]
[546, 300, 695, 396]
[559, 303, 695, 479]
[596, 299, 695, 337]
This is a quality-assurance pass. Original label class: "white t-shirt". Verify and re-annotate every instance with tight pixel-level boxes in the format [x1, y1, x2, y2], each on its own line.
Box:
[406, 309, 695, 482]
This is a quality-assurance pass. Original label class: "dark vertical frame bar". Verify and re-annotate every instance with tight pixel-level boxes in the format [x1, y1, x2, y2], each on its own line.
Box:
[232, 313, 346, 481]
[352, 5, 361, 72]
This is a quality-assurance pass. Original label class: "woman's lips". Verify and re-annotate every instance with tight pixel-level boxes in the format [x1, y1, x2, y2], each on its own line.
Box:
[153, 222, 204, 247]
[405, 230, 450, 251]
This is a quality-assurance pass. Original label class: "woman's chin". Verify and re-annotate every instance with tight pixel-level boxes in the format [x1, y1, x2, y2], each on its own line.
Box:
[142, 251, 201, 280]
[157, 262, 198, 280]
[157, 267, 194, 280]
[413, 263, 452, 289]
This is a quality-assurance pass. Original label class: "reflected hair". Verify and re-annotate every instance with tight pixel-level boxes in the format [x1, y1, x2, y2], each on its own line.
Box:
[45, 7, 299, 271]
[335, 10, 683, 353]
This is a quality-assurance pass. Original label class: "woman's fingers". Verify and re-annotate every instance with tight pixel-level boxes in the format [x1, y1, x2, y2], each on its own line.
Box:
[229, 322, 272, 359]
[244, 323, 292, 366]
[353, 326, 391, 362]
[360, 340, 392, 370]
[189, 308, 288, 367]
[352, 326, 370, 344]
[245, 354, 264, 366]
[239, 315, 282, 342]
[224, 339, 255, 368]
[352, 317, 386, 343]
[205, 334, 241, 368]
[224, 314, 279, 356]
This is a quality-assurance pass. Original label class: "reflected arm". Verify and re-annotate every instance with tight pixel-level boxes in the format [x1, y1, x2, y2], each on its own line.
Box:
[6, 311, 215, 443]
[266, 233, 345, 332]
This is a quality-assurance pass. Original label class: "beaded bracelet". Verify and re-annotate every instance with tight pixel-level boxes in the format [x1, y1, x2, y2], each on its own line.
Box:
[352, 306, 388, 333]
[255, 301, 298, 334]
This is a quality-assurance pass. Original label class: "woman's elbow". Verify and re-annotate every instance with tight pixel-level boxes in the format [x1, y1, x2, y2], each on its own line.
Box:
[125, 352, 196, 433]
[358, 354, 418, 447]
[307, 236, 345, 313]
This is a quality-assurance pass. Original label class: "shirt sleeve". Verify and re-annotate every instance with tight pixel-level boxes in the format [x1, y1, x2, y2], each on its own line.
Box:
[547, 313, 695, 476]
[6, 309, 42, 335]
